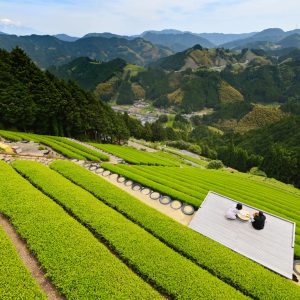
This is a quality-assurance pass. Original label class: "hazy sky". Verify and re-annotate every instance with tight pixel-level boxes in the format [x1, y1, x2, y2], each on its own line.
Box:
[0, 0, 299, 36]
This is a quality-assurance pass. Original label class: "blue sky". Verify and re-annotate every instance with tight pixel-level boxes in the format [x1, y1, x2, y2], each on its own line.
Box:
[0, 0, 299, 36]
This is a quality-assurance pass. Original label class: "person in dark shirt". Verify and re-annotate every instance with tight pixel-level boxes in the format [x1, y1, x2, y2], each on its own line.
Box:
[251, 211, 266, 230]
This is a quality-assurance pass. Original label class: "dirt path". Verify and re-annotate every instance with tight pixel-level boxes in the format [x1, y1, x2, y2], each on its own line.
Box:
[128, 140, 158, 153]
[0, 215, 64, 300]
[67, 138, 123, 164]
[0, 153, 54, 165]
[87, 168, 194, 226]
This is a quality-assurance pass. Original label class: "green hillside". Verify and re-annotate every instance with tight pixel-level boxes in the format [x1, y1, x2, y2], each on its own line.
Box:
[0, 48, 130, 140]
[49, 57, 127, 90]
[152, 45, 239, 71]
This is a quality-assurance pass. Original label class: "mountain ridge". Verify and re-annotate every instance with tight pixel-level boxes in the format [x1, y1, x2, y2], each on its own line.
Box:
[0, 34, 172, 67]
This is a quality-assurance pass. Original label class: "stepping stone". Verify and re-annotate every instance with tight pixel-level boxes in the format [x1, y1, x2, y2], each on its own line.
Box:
[117, 176, 126, 183]
[102, 170, 111, 177]
[95, 168, 104, 174]
[132, 184, 142, 191]
[159, 196, 172, 205]
[109, 173, 119, 180]
[181, 204, 195, 215]
[170, 200, 183, 210]
[141, 188, 151, 195]
[150, 192, 160, 200]
[124, 180, 133, 187]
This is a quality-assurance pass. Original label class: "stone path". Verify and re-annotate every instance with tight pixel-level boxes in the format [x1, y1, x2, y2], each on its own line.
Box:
[75, 161, 195, 225]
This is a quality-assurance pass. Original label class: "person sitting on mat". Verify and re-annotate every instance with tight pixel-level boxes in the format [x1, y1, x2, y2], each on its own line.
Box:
[251, 211, 266, 230]
[225, 203, 243, 220]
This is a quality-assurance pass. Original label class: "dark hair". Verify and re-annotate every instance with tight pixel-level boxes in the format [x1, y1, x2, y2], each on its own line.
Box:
[259, 211, 264, 216]
[236, 203, 243, 210]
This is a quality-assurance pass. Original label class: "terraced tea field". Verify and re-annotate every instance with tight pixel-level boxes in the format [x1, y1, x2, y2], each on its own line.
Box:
[90, 143, 185, 166]
[0, 130, 109, 161]
[0, 130, 300, 298]
[102, 164, 300, 257]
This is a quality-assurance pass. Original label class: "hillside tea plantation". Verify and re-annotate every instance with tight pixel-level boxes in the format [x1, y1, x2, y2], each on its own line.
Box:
[90, 143, 184, 166]
[0, 130, 109, 161]
[0, 129, 300, 299]
[50, 160, 300, 299]
[101, 164, 300, 257]
[13, 160, 246, 300]
[0, 161, 162, 299]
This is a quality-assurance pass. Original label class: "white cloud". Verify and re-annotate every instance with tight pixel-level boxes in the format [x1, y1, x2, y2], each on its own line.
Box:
[0, 18, 21, 26]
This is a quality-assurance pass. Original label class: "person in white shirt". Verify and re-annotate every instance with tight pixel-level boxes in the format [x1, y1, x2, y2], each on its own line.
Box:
[226, 203, 243, 220]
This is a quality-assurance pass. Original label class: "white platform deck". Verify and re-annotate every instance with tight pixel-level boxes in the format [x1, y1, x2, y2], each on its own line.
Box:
[189, 191, 295, 279]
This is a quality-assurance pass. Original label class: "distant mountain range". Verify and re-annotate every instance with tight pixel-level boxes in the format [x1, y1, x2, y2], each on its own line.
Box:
[0, 34, 172, 68]
[53, 34, 79, 42]
[221, 28, 300, 49]
[51, 28, 300, 52]
[140, 32, 214, 52]
[1, 27, 300, 69]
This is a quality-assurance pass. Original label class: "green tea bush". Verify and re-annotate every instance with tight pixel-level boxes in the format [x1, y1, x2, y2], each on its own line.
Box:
[0, 161, 159, 299]
[15, 160, 244, 300]
[0, 226, 46, 299]
[51, 160, 300, 299]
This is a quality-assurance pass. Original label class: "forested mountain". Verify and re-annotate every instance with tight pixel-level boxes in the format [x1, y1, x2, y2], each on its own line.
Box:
[49, 57, 127, 90]
[51, 45, 300, 115]
[54, 34, 79, 42]
[151, 45, 269, 71]
[234, 116, 300, 186]
[141, 32, 214, 52]
[0, 48, 130, 141]
[197, 32, 256, 46]
[99, 64, 244, 110]
[82, 30, 256, 48]
[0, 34, 172, 68]
[221, 28, 300, 50]
[278, 34, 300, 48]
[82, 32, 135, 40]
[221, 55, 300, 103]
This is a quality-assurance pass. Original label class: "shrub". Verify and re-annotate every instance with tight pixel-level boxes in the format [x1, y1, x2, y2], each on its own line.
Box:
[207, 160, 224, 169]
[249, 167, 267, 177]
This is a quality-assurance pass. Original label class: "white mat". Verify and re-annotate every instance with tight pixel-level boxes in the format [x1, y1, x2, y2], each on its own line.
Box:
[189, 191, 295, 278]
